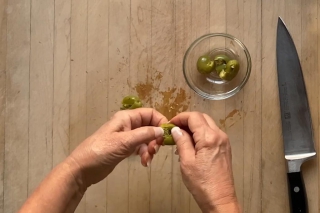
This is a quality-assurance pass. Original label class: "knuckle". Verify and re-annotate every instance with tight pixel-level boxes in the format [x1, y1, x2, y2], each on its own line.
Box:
[198, 128, 230, 149]
[218, 131, 230, 146]
[202, 112, 210, 118]
[180, 159, 193, 170]
[191, 111, 204, 118]
[112, 110, 125, 119]
[202, 129, 219, 146]
[219, 130, 228, 139]
[150, 108, 157, 114]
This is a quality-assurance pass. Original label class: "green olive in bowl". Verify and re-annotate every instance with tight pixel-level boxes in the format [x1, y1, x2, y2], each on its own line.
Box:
[214, 54, 230, 74]
[197, 55, 214, 74]
[214, 54, 230, 65]
[219, 60, 240, 81]
[161, 123, 176, 145]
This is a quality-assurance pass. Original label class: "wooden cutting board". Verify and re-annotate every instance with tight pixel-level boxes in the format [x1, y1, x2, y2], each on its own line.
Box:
[0, 0, 319, 212]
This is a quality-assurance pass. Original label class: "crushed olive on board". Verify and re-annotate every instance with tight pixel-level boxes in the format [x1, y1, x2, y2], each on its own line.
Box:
[196, 55, 215, 74]
[120, 95, 143, 110]
[161, 123, 176, 145]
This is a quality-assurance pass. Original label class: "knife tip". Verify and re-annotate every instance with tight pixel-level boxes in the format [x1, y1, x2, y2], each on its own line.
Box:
[278, 16, 285, 25]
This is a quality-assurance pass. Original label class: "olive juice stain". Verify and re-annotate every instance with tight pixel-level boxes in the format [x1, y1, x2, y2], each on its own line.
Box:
[219, 109, 245, 130]
[154, 88, 190, 119]
[134, 83, 153, 101]
[127, 71, 163, 105]
[130, 82, 191, 119]
[128, 69, 190, 118]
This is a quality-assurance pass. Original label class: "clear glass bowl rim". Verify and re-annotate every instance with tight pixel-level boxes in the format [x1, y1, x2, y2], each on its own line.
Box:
[183, 33, 252, 100]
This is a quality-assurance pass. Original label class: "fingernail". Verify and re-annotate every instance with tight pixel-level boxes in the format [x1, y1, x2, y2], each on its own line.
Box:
[139, 144, 148, 156]
[174, 148, 178, 155]
[154, 145, 159, 154]
[171, 127, 182, 140]
[154, 127, 164, 138]
[147, 159, 151, 167]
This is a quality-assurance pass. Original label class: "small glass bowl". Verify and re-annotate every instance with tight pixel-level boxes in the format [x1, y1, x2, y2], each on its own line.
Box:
[183, 33, 251, 100]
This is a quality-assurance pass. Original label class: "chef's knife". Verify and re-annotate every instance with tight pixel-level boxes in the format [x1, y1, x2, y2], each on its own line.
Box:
[276, 17, 316, 213]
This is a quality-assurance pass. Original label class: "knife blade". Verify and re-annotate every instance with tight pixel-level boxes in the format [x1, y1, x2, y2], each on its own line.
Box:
[276, 17, 316, 213]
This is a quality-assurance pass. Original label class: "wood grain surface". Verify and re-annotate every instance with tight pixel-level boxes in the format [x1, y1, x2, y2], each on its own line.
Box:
[0, 0, 319, 212]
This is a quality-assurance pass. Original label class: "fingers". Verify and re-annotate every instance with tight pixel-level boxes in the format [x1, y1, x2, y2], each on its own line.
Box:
[138, 144, 152, 167]
[120, 126, 164, 150]
[170, 112, 211, 134]
[128, 108, 168, 128]
[135, 139, 160, 167]
[171, 127, 195, 161]
[147, 140, 160, 155]
[118, 126, 163, 167]
[111, 108, 168, 131]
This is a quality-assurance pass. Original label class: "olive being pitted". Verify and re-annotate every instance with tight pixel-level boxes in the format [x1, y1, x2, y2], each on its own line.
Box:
[197, 55, 215, 74]
[120, 95, 143, 110]
[219, 59, 240, 81]
[161, 123, 176, 145]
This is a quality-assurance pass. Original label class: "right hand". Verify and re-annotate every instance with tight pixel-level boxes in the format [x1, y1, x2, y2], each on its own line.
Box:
[170, 112, 240, 213]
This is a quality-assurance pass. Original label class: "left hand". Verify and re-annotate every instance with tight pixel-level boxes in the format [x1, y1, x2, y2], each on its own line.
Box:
[68, 108, 168, 187]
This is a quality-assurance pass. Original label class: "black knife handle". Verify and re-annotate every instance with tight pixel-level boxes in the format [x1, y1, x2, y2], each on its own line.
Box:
[287, 172, 308, 213]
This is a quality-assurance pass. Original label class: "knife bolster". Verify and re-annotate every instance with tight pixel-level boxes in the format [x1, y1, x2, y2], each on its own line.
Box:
[286, 153, 316, 173]
[287, 159, 304, 173]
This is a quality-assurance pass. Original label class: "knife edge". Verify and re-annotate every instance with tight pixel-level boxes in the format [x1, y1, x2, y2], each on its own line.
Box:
[285, 152, 316, 161]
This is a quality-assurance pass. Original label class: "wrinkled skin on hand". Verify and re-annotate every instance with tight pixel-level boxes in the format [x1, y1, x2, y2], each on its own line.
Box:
[170, 112, 238, 212]
[69, 108, 167, 187]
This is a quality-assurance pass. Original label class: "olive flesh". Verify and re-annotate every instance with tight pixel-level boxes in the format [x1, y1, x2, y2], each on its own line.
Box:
[120, 96, 143, 110]
[161, 123, 176, 145]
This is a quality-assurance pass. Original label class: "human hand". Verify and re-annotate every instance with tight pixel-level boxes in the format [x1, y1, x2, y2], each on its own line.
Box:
[68, 108, 167, 188]
[170, 112, 240, 213]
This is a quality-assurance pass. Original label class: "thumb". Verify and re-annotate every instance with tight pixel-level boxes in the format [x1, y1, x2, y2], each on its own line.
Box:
[171, 127, 195, 160]
[120, 126, 164, 150]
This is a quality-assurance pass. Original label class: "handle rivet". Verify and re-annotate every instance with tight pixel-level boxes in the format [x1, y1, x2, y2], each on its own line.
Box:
[294, 186, 300, 193]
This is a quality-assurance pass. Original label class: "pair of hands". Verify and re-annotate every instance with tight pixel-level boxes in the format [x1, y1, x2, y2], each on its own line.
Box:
[67, 108, 238, 212]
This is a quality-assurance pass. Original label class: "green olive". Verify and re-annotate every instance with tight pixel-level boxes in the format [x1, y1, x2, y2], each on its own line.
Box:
[215, 64, 227, 74]
[214, 55, 230, 66]
[197, 55, 215, 74]
[219, 59, 240, 81]
[120, 95, 143, 110]
[214, 55, 230, 74]
[161, 123, 176, 145]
